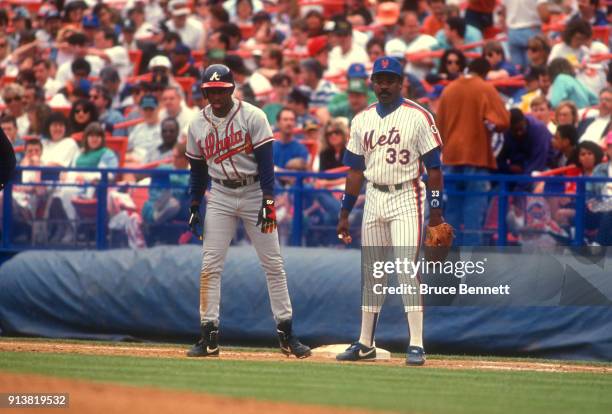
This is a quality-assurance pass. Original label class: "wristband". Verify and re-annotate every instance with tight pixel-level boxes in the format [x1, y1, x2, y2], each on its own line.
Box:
[341, 193, 358, 212]
[429, 190, 442, 210]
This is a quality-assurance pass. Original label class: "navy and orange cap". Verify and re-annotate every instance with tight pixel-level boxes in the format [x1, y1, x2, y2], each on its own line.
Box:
[371, 56, 403, 79]
[201, 64, 235, 89]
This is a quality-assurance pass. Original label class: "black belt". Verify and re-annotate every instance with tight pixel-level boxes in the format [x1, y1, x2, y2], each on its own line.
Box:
[372, 179, 417, 193]
[213, 175, 259, 189]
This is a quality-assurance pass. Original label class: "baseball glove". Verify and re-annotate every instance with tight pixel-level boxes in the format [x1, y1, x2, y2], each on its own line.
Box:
[425, 222, 454, 247]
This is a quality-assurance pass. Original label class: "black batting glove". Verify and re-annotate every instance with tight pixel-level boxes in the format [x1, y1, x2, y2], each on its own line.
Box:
[256, 198, 277, 234]
[189, 204, 203, 240]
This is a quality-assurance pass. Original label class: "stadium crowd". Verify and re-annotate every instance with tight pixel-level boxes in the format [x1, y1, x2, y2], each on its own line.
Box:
[0, 0, 611, 248]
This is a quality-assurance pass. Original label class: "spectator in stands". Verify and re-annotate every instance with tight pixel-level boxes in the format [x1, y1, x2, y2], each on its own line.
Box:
[547, 57, 598, 109]
[127, 94, 162, 163]
[427, 48, 467, 84]
[2, 83, 29, 136]
[99, 67, 122, 110]
[263, 73, 292, 125]
[529, 96, 556, 134]
[551, 124, 579, 168]
[300, 58, 339, 109]
[502, 0, 549, 70]
[465, 0, 496, 34]
[73, 122, 119, 171]
[306, 35, 329, 73]
[223, 55, 257, 106]
[1, 115, 23, 163]
[69, 98, 98, 134]
[159, 85, 195, 136]
[166, 0, 205, 51]
[208, 4, 230, 33]
[319, 119, 348, 171]
[327, 19, 369, 76]
[219, 23, 242, 51]
[484, 40, 519, 80]
[41, 112, 79, 167]
[526, 34, 550, 69]
[590, 134, 612, 245]
[32, 59, 62, 100]
[497, 108, 551, 178]
[88, 27, 131, 80]
[436, 15, 483, 53]
[569, 0, 609, 27]
[387, 11, 438, 80]
[578, 87, 611, 146]
[245, 11, 285, 48]
[422, 0, 446, 36]
[170, 44, 200, 79]
[547, 18, 609, 95]
[147, 117, 179, 164]
[304, 9, 325, 38]
[326, 78, 370, 123]
[191, 83, 207, 110]
[366, 37, 385, 63]
[63, 0, 87, 25]
[577, 140, 604, 180]
[26, 103, 51, 137]
[90, 84, 126, 136]
[437, 58, 510, 245]
[554, 100, 579, 127]
[23, 83, 45, 110]
[273, 107, 308, 171]
[234, 0, 254, 25]
[55, 32, 104, 84]
[286, 87, 317, 132]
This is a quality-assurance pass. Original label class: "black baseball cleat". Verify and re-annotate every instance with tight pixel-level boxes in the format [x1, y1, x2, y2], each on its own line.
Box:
[187, 322, 220, 357]
[336, 342, 376, 361]
[406, 345, 426, 366]
[277, 320, 311, 359]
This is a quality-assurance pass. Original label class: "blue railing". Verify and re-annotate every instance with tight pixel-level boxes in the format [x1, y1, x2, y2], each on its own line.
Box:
[2, 166, 611, 250]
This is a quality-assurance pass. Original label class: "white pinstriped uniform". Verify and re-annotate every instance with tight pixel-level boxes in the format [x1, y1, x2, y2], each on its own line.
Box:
[185, 98, 293, 325]
[347, 99, 442, 312]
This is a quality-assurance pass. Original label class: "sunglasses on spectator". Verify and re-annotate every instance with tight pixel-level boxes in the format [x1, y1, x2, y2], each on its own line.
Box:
[75, 108, 89, 114]
[486, 52, 499, 57]
[4, 96, 21, 103]
[528, 46, 542, 52]
[327, 130, 343, 136]
[447, 59, 459, 65]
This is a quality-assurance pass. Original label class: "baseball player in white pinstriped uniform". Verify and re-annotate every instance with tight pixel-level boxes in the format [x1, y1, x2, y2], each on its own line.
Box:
[336, 56, 446, 365]
[185, 64, 310, 359]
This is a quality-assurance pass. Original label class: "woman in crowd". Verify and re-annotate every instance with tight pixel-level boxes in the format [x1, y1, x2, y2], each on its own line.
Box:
[319, 119, 348, 171]
[554, 100, 580, 127]
[41, 111, 79, 167]
[69, 98, 98, 134]
[526, 34, 550, 69]
[547, 58, 598, 109]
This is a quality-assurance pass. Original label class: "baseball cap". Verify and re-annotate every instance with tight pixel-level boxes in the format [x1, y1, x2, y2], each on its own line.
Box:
[13, 7, 30, 20]
[140, 94, 158, 109]
[347, 63, 368, 79]
[304, 119, 319, 131]
[307, 36, 328, 57]
[384, 38, 407, 60]
[100, 67, 120, 83]
[173, 43, 191, 56]
[288, 87, 310, 106]
[44, 9, 61, 20]
[148, 55, 172, 70]
[347, 79, 368, 95]
[376, 1, 400, 26]
[371, 56, 403, 78]
[330, 20, 352, 37]
[169, 0, 190, 16]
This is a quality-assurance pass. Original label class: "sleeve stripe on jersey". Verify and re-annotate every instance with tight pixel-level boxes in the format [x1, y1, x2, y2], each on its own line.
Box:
[402, 100, 443, 147]
[253, 136, 275, 149]
[343, 149, 366, 171]
[186, 151, 205, 160]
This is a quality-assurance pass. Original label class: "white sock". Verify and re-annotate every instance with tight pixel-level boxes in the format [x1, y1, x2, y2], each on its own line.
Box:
[358, 311, 379, 347]
[407, 311, 423, 348]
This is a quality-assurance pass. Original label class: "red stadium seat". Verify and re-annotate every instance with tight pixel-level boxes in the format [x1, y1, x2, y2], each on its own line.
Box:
[105, 136, 129, 167]
[128, 49, 143, 77]
[175, 77, 196, 101]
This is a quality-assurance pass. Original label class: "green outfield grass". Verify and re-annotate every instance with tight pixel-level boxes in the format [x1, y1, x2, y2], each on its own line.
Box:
[1, 350, 611, 414]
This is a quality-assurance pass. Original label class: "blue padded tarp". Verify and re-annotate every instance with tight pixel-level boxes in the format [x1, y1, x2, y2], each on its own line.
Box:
[0, 246, 611, 361]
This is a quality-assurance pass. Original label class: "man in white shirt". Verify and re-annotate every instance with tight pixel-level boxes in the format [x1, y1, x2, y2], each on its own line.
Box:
[33, 58, 62, 100]
[502, 0, 550, 69]
[327, 20, 369, 77]
[579, 87, 611, 146]
[385, 11, 438, 80]
[87, 28, 131, 80]
[158, 85, 196, 139]
[127, 95, 163, 163]
[54, 32, 104, 84]
[166, 0, 205, 51]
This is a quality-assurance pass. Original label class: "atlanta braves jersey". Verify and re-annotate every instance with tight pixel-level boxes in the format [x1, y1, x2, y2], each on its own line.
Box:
[186, 98, 274, 180]
[346, 99, 442, 185]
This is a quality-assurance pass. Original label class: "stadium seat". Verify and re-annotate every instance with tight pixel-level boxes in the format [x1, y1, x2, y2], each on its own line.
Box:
[105, 136, 129, 167]
[301, 139, 319, 171]
[128, 49, 143, 76]
[175, 77, 196, 102]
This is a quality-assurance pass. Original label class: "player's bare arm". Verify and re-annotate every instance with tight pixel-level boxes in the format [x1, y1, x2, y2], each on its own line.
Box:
[337, 168, 365, 245]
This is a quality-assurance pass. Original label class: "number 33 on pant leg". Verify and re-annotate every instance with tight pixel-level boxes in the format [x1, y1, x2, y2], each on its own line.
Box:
[257, 198, 277, 233]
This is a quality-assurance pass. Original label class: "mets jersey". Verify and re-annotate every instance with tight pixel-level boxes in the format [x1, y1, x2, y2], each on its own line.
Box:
[347, 99, 442, 185]
[186, 98, 274, 180]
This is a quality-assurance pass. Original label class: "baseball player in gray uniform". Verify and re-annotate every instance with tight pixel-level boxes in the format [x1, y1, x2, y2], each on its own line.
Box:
[185, 64, 311, 359]
[336, 56, 446, 366]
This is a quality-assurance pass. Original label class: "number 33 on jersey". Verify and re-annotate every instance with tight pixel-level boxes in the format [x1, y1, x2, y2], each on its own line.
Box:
[347, 99, 442, 185]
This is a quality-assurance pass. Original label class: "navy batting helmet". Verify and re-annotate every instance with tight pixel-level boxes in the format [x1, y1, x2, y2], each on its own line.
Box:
[201, 64, 235, 89]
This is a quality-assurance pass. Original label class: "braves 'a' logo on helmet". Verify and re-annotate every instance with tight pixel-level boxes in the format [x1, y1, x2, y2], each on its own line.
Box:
[210, 72, 221, 81]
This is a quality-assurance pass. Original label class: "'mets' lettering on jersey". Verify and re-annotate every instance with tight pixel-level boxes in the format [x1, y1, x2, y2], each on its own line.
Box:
[346, 99, 442, 186]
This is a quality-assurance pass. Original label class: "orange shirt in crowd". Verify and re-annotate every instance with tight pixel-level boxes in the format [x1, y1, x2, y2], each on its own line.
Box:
[436, 76, 510, 170]
[422, 15, 444, 36]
